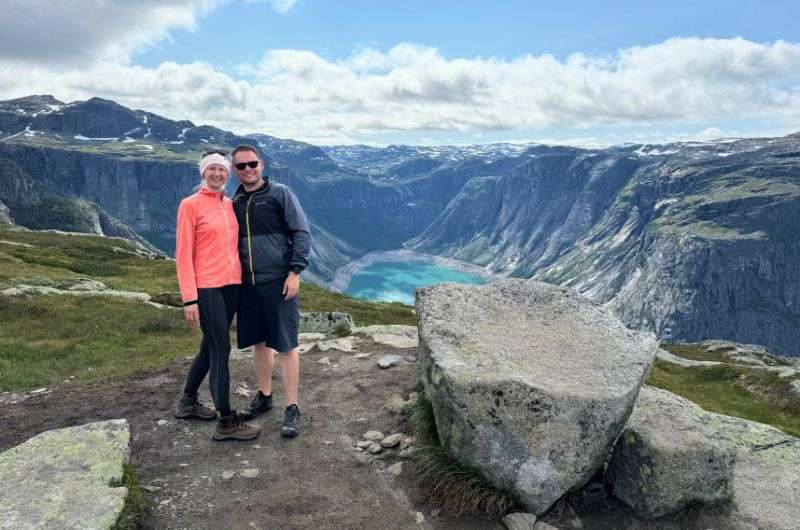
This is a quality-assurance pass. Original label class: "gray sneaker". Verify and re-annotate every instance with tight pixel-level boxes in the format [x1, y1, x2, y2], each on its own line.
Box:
[174, 393, 216, 420]
[281, 404, 300, 437]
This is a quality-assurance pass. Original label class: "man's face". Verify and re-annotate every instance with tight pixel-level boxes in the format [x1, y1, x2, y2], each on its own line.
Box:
[232, 149, 263, 186]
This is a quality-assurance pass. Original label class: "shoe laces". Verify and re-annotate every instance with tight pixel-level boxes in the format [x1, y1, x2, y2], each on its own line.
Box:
[284, 405, 299, 423]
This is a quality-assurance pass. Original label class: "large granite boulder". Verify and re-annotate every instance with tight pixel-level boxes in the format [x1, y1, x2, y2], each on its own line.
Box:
[416, 279, 657, 515]
[0, 419, 130, 529]
[607, 386, 736, 518]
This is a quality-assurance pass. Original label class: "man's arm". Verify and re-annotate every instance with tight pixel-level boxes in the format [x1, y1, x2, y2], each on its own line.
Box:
[282, 187, 311, 274]
[281, 187, 311, 299]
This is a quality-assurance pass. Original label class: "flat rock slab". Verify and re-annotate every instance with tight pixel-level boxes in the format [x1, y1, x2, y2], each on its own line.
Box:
[607, 386, 736, 518]
[354, 325, 419, 349]
[0, 419, 130, 530]
[704, 411, 800, 530]
[416, 279, 656, 515]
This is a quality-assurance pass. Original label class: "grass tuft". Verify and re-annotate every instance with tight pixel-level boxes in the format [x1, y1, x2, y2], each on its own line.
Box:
[111, 464, 149, 530]
[406, 396, 514, 519]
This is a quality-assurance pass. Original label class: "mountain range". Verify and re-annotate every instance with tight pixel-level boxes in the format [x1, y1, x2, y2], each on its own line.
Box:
[1, 94, 798, 355]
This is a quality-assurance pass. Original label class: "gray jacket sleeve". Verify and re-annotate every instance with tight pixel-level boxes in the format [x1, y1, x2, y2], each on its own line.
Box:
[281, 187, 311, 273]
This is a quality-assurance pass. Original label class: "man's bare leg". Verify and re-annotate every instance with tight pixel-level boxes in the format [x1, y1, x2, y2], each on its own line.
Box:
[253, 342, 275, 395]
[279, 346, 300, 406]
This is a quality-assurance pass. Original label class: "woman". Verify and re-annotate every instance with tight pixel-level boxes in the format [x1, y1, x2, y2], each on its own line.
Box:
[173, 149, 260, 441]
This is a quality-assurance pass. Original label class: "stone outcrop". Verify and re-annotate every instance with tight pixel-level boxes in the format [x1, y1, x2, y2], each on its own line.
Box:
[609, 386, 800, 529]
[0, 419, 131, 530]
[416, 279, 657, 515]
[299, 311, 354, 335]
[606, 386, 736, 518]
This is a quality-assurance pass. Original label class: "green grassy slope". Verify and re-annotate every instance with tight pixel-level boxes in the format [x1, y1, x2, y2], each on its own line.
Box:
[0, 225, 414, 391]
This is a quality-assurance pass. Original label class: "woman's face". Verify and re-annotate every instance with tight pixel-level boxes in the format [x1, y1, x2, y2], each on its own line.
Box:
[203, 164, 229, 191]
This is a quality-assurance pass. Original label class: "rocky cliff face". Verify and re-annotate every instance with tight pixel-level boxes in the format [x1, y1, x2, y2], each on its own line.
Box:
[408, 137, 800, 354]
[2, 94, 797, 354]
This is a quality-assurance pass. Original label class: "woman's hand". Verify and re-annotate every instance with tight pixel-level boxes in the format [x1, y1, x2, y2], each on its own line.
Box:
[183, 304, 200, 327]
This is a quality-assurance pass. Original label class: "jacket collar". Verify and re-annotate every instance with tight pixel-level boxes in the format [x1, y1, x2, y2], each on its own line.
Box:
[198, 185, 226, 199]
[233, 177, 270, 200]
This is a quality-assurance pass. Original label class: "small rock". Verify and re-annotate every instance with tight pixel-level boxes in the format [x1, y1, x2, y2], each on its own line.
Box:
[299, 332, 327, 342]
[317, 357, 331, 366]
[367, 443, 382, 454]
[235, 384, 250, 397]
[387, 462, 403, 476]
[240, 468, 261, 479]
[299, 342, 317, 354]
[415, 512, 425, 524]
[222, 471, 235, 480]
[355, 452, 373, 465]
[399, 447, 417, 459]
[30, 388, 47, 395]
[377, 355, 403, 369]
[430, 508, 441, 517]
[407, 392, 419, 402]
[141, 485, 161, 493]
[533, 522, 561, 530]
[400, 436, 416, 450]
[354, 352, 371, 359]
[354, 446, 364, 452]
[502, 512, 537, 530]
[363, 431, 384, 442]
[381, 433, 403, 448]
[356, 440, 373, 449]
[156, 419, 168, 426]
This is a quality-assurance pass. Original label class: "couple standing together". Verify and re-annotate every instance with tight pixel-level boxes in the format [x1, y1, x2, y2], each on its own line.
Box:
[173, 144, 311, 441]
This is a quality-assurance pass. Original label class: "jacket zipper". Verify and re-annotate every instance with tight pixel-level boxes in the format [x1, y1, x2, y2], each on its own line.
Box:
[219, 195, 237, 282]
[245, 194, 256, 285]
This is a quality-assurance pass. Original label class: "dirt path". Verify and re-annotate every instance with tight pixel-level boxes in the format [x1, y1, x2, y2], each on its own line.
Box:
[0, 338, 502, 530]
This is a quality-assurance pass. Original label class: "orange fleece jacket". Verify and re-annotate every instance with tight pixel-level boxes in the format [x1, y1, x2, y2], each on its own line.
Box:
[175, 187, 242, 303]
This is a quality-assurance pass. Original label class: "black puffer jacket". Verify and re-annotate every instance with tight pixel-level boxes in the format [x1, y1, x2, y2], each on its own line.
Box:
[231, 180, 311, 285]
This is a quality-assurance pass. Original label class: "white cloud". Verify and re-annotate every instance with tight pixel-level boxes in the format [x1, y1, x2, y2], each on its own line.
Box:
[254, 0, 300, 14]
[0, 0, 222, 65]
[0, 0, 295, 66]
[0, 37, 799, 144]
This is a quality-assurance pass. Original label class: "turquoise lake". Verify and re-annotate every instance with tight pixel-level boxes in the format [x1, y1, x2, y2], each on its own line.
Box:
[344, 261, 486, 305]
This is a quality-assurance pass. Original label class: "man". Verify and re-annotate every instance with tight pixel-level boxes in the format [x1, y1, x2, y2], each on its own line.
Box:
[230, 144, 310, 437]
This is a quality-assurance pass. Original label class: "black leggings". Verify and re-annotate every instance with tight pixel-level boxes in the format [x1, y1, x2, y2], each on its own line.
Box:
[183, 284, 239, 417]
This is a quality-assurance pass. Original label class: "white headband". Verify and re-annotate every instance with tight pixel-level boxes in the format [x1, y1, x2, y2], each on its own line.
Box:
[199, 153, 231, 176]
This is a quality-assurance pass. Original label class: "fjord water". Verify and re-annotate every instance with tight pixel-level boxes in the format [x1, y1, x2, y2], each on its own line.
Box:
[344, 261, 486, 305]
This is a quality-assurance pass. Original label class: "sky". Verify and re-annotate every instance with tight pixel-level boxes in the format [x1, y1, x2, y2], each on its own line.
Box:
[0, 0, 799, 146]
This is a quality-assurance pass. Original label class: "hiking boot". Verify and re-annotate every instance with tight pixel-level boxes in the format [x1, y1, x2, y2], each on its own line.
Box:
[281, 404, 300, 438]
[212, 412, 261, 441]
[174, 393, 216, 420]
[238, 391, 273, 421]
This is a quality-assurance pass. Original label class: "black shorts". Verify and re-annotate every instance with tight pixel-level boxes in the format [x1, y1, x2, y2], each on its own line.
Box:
[237, 277, 300, 352]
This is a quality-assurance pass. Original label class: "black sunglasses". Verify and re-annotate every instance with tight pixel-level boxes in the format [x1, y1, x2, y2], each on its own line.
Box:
[233, 161, 259, 170]
[201, 148, 230, 157]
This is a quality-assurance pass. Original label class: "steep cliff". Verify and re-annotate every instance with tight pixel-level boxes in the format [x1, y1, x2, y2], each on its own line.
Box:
[2, 94, 798, 354]
[409, 137, 800, 354]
